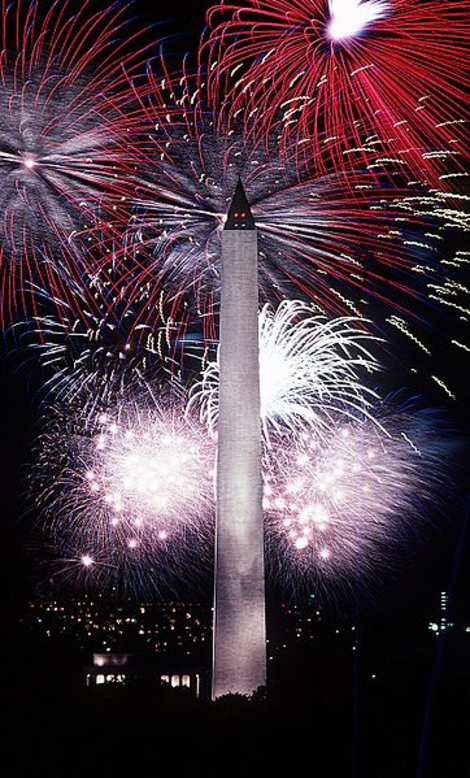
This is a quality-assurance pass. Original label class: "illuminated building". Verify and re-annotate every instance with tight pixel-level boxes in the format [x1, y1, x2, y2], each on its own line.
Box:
[85, 653, 202, 697]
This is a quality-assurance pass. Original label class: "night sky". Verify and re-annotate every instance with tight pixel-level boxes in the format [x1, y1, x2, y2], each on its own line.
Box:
[3, 7, 470, 770]
[3, 0, 469, 621]
[2, 3, 469, 776]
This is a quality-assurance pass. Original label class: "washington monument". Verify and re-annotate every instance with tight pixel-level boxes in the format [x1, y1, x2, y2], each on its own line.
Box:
[211, 180, 267, 699]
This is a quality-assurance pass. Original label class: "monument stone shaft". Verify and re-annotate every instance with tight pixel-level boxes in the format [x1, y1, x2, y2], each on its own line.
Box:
[211, 181, 267, 699]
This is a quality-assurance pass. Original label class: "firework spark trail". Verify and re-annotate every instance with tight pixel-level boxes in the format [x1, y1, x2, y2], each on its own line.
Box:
[116, 58, 455, 354]
[17, 309, 155, 410]
[32, 389, 216, 594]
[0, 0, 155, 325]
[191, 300, 383, 443]
[9, 288, 173, 411]
[203, 0, 470, 186]
[385, 189, 470, 385]
[262, 405, 457, 596]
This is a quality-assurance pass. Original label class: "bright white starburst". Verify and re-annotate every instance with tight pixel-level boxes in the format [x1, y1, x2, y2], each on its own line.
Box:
[192, 300, 382, 444]
[33, 392, 216, 594]
[327, 0, 391, 42]
[90, 411, 214, 527]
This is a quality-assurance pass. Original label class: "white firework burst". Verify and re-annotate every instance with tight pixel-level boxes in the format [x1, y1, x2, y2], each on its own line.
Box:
[263, 405, 458, 598]
[32, 387, 216, 595]
[327, 0, 391, 42]
[191, 300, 382, 443]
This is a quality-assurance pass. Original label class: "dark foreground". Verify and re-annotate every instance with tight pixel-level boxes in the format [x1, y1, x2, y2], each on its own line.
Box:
[11, 643, 469, 778]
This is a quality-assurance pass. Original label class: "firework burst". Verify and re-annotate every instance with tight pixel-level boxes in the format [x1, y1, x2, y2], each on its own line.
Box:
[0, 0, 152, 325]
[117, 58, 450, 354]
[32, 388, 215, 595]
[203, 0, 470, 186]
[9, 278, 171, 410]
[262, 404, 458, 599]
[191, 300, 382, 443]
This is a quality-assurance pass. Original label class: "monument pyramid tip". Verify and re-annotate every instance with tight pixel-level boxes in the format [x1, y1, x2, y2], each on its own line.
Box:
[225, 178, 256, 230]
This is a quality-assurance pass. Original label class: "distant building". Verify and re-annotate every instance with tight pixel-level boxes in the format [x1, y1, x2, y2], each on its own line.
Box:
[440, 591, 449, 632]
[84, 652, 203, 697]
[428, 591, 454, 636]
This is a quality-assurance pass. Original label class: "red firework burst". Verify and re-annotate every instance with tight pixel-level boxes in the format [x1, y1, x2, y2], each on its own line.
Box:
[109, 57, 453, 364]
[0, 0, 153, 326]
[203, 0, 470, 186]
